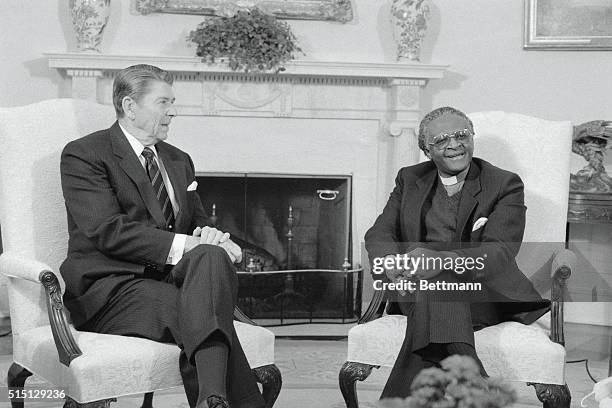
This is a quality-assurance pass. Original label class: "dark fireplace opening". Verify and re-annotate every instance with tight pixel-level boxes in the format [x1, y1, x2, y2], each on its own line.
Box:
[196, 173, 362, 325]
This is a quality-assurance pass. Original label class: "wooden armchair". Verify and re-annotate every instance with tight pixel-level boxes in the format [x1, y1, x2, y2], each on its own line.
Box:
[339, 112, 575, 408]
[0, 99, 282, 407]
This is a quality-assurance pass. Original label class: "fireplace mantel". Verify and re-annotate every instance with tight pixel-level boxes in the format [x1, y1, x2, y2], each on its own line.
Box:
[47, 52, 446, 137]
[47, 53, 446, 82]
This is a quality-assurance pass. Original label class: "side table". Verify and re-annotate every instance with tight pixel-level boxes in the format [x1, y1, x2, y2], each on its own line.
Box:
[567, 192, 612, 375]
[568, 193, 612, 224]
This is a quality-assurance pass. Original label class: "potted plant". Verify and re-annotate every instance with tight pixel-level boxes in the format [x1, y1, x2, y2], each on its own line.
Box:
[379, 356, 517, 408]
[188, 8, 303, 73]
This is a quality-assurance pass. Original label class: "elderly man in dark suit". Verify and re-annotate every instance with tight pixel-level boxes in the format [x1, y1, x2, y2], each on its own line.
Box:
[60, 64, 264, 408]
[365, 106, 549, 398]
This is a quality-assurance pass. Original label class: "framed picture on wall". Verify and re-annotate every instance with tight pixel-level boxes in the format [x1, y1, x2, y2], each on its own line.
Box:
[134, 0, 353, 22]
[524, 0, 612, 50]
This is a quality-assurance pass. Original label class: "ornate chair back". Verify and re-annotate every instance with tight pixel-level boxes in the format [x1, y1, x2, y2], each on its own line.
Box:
[0, 98, 115, 341]
[470, 111, 572, 243]
[469, 111, 573, 294]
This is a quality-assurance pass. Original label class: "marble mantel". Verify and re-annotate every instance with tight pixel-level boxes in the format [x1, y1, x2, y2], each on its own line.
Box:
[46, 53, 447, 270]
[47, 53, 446, 158]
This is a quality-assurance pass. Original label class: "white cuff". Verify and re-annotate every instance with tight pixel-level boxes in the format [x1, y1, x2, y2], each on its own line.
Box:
[166, 233, 187, 265]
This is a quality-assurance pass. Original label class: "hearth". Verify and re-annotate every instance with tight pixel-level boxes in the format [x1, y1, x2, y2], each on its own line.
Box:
[196, 173, 362, 325]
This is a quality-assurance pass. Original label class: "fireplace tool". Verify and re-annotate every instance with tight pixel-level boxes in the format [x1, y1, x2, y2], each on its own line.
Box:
[272, 206, 307, 307]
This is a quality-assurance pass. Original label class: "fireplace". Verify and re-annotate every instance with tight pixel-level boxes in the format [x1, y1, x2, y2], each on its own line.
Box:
[197, 173, 361, 325]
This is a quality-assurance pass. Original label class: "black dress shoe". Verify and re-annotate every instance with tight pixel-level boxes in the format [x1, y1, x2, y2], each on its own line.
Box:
[204, 395, 230, 408]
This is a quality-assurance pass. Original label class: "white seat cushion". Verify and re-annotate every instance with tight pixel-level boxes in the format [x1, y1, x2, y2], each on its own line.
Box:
[14, 321, 275, 403]
[346, 314, 565, 385]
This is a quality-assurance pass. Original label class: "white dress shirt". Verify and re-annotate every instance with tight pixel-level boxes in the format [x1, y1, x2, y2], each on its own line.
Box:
[119, 123, 187, 265]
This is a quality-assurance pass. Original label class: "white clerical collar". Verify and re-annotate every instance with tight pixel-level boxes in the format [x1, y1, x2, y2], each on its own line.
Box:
[118, 122, 158, 158]
[439, 165, 470, 186]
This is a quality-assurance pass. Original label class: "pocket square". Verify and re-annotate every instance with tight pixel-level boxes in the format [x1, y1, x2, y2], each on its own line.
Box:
[187, 181, 198, 191]
[472, 217, 488, 232]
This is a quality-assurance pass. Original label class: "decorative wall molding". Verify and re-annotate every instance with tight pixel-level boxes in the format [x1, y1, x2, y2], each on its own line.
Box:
[47, 53, 446, 80]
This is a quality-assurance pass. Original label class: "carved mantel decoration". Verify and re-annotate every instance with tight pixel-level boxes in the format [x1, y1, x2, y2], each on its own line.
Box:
[134, 0, 354, 22]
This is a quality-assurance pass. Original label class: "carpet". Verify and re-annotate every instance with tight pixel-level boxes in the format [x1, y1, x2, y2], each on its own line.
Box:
[0, 338, 607, 407]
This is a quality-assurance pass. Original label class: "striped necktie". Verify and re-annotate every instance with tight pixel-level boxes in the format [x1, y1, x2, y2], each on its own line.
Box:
[142, 147, 175, 230]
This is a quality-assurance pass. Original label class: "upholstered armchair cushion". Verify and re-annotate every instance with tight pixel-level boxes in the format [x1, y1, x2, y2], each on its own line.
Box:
[13, 321, 274, 403]
[347, 314, 565, 385]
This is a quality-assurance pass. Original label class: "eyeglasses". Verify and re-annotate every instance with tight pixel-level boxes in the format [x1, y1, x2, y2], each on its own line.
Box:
[428, 129, 474, 150]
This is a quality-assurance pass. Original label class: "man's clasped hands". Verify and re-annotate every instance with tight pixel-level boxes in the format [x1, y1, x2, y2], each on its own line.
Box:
[384, 247, 456, 282]
[184, 226, 243, 263]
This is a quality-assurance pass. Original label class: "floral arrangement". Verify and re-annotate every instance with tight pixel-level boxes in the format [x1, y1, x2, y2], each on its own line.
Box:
[380, 356, 517, 408]
[187, 8, 303, 73]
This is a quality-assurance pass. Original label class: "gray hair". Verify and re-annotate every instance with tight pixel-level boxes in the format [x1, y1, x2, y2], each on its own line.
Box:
[417, 106, 474, 153]
[112, 64, 174, 118]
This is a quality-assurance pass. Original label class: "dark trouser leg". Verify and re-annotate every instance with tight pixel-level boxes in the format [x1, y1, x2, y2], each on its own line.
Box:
[169, 245, 238, 360]
[169, 245, 264, 408]
[381, 303, 436, 399]
[226, 325, 265, 408]
[380, 347, 435, 399]
[178, 327, 263, 408]
[446, 342, 488, 377]
[80, 245, 264, 408]
[381, 299, 481, 399]
[381, 341, 487, 399]
[194, 336, 229, 404]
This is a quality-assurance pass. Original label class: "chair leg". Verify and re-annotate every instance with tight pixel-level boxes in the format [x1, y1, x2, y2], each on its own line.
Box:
[140, 392, 154, 408]
[252, 364, 282, 408]
[64, 397, 117, 407]
[7, 362, 32, 408]
[339, 361, 376, 408]
[529, 383, 571, 408]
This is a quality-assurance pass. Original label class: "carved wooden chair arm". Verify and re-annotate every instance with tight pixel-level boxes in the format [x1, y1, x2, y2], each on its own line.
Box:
[0, 252, 83, 367]
[549, 248, 575, 346]
[39, 271, 83, 366]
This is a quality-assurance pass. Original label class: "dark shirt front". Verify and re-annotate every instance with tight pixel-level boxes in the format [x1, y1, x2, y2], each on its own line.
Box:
[425, 180, 499, 330]
[423, 180, 462, 243]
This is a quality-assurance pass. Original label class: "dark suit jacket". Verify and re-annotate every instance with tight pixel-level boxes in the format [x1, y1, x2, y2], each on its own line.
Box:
[364, 158, 549, 324]
[60, 122, 209, 326]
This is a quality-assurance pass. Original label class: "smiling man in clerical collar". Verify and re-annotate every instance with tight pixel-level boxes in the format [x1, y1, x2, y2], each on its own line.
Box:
[365, 106, 549, 398]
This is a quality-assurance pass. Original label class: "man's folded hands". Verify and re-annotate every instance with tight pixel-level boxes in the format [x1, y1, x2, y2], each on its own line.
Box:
[194, 226, 229, 245]
[191, 226, 242, 263]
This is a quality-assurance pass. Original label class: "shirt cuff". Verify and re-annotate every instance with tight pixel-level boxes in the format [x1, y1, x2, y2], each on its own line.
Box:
[167, 233, 187, 265]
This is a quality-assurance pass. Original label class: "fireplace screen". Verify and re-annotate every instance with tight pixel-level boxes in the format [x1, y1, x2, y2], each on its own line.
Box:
[196, 173, 362, 325]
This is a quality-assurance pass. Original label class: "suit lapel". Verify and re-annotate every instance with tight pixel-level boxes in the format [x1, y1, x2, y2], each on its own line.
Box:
[455, 162, 482, 241]
[408, 165, 437, 242]
[110, 122, 166, 227]
[157, 143, 188, 227]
